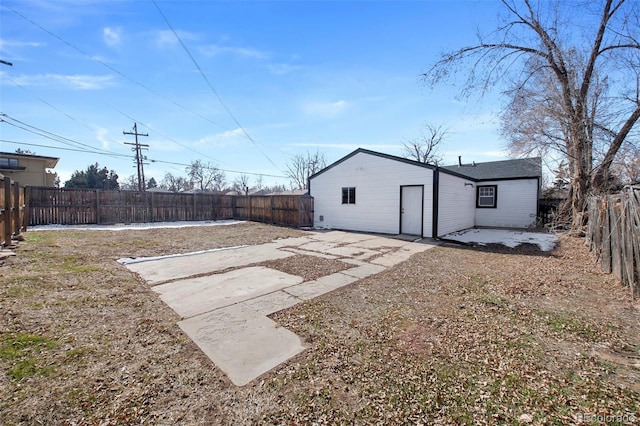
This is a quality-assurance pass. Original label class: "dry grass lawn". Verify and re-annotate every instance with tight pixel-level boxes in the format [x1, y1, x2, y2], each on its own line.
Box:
[1, 222, 638, 425]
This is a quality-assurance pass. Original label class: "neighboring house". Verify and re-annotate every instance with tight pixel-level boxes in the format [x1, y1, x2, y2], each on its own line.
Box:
[0, 151, 59, 187]
[309, 148, 541, 238]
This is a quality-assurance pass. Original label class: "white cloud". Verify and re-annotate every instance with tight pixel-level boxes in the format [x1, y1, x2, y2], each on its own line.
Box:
[7, 73, 116, 90]
[0, 39, 43, 52]
[267, 63, 302, 75]
[154, 29, 200, 48]
[94, 126, 110, 149]
[197, 128, 245, 147]
[303, 100, 351, 118]
[103, 27, 122, 48]
[199, 44, 269, 60]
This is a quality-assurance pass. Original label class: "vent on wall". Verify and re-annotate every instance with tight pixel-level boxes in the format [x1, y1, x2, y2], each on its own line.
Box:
[319, 215, 324, 222]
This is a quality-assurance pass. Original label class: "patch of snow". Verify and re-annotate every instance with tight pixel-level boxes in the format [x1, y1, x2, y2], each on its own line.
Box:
[30, 219, 244, 232]
[442, 228, 558, 252]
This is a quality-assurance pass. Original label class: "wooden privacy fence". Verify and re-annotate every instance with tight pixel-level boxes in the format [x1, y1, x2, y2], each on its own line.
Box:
[27, 187, 313, 228]
[1, 175, 27, 248]
[586, 186, 640, 294]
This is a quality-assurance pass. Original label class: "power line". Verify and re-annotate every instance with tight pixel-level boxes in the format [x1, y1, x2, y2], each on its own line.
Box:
[0, 138, 286, 178]
[0, 139, 132, 159]
[151, 0, 281, 169]
[148, 158, 287, 179]
[1, 113, 121, 156]
[106, 103, 226, 166]
[5, 5, 229, 132]
[5, 76, 127, 150]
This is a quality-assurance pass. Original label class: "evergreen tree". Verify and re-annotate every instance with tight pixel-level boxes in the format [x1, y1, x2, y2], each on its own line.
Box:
[64, 163, 119, 189]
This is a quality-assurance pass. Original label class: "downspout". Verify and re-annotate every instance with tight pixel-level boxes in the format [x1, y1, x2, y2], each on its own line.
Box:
[432, 167, 439, 238]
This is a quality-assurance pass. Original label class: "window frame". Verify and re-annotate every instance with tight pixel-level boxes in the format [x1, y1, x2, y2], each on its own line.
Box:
[476, 185, 497, 208]
[341, 187, 356, 205]
[0, 157, 20, 169]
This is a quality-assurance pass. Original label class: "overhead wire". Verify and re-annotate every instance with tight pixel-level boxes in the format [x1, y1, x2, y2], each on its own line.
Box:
[0, 139, 132, 159]
[1, 113, 122, 156]
[105, 103, 226, 166]
[4, 3, 289, 180]
[5, 4, 229, 133]
[148, 158, 287, 178]
[4, 76, 125, 150]
[151, 0, 281, 169]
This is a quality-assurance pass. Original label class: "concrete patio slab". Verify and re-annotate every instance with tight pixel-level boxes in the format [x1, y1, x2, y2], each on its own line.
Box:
[152, 267, 303, 319]
[126, 243, 294, 284]
[296, 241, 342, 254]
[370, 245, 431, 267]
[324, 245, 380, 259]
[179, 308, 305, 386]
[280, 247, 339, 260]
[341, 263, 386, 279]
[309, 231, 379, 244]
[124, 229, 440, 387]
[345, 237, 409, 249]
[284, 272, 360, 300]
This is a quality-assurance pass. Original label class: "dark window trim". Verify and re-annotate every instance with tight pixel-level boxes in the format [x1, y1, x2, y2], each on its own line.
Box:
[342, 187, 356, 204]
[0, 157, 21, 169]
[476, 185, 498, 208]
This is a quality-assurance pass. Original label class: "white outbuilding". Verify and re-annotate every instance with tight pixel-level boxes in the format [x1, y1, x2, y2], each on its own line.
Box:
[309, 148, 541, 238]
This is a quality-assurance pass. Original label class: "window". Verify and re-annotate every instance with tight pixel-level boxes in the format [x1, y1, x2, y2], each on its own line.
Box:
[0, 157, 20, 169]
[342, 187, 356, 204]
[477, 185, 497, 208]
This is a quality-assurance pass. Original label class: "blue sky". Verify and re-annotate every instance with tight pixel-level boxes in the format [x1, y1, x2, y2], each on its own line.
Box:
[0, 0, 508, 188]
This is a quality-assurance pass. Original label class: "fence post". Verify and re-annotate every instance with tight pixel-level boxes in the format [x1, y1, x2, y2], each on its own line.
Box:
[271, 196, 275, 224]
[4, 177, 13, 246]
[150, 191, 155, 222]
[24, 186, 30, 231]
[13, 181, 21, 234]
[95, 189, 101, 224]
[193, 193, 197, 221]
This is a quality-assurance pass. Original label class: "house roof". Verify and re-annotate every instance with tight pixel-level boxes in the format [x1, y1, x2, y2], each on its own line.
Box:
[0, 151, 60, 168]
[310, 148, 540, 182]
[309, 148, 440, 181]
[441, 157, 542, 180]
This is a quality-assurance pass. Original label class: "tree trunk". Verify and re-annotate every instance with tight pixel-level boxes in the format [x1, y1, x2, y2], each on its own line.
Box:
[570, 167, 590, 233]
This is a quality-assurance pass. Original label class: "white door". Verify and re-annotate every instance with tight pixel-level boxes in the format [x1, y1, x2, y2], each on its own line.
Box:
[400, 186, 423, 236]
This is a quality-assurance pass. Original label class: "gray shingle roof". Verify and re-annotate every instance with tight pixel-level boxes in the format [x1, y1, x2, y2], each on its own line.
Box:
[442, 157, 542, 180]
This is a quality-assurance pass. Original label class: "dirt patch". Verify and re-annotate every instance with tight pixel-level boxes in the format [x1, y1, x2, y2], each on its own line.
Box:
[1, 224, 639, 425]
[257, 255, 353, 282]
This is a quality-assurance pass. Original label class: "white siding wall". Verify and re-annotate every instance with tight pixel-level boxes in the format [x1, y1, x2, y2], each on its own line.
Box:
[437, 172, 476, 236]
[475, 179, 539, 228]
[310, 152, 433, 236]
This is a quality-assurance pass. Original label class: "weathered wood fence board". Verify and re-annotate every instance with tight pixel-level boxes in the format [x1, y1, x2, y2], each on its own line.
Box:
[586, 186, 639, 294]
[1, 175, 27, 248]
[27, 187, 313, 228]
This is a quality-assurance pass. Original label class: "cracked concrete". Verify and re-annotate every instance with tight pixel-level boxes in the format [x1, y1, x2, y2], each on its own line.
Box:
[122, 230, 438, 386]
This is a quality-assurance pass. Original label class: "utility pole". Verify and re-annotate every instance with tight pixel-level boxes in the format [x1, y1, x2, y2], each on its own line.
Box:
[123, 122, 149, 192]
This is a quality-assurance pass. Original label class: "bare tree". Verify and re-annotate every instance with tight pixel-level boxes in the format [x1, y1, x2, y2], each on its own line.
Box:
[120, 174, 139, 191]
[285, 150, 326, 190]
[423, 0, 640, 231]
[402, 123, 447, 165]
[161, 172, 192, 192]
[612, 143, 640, 184]
[231, 174, 251, 194]
[186, 160, 226, 191]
